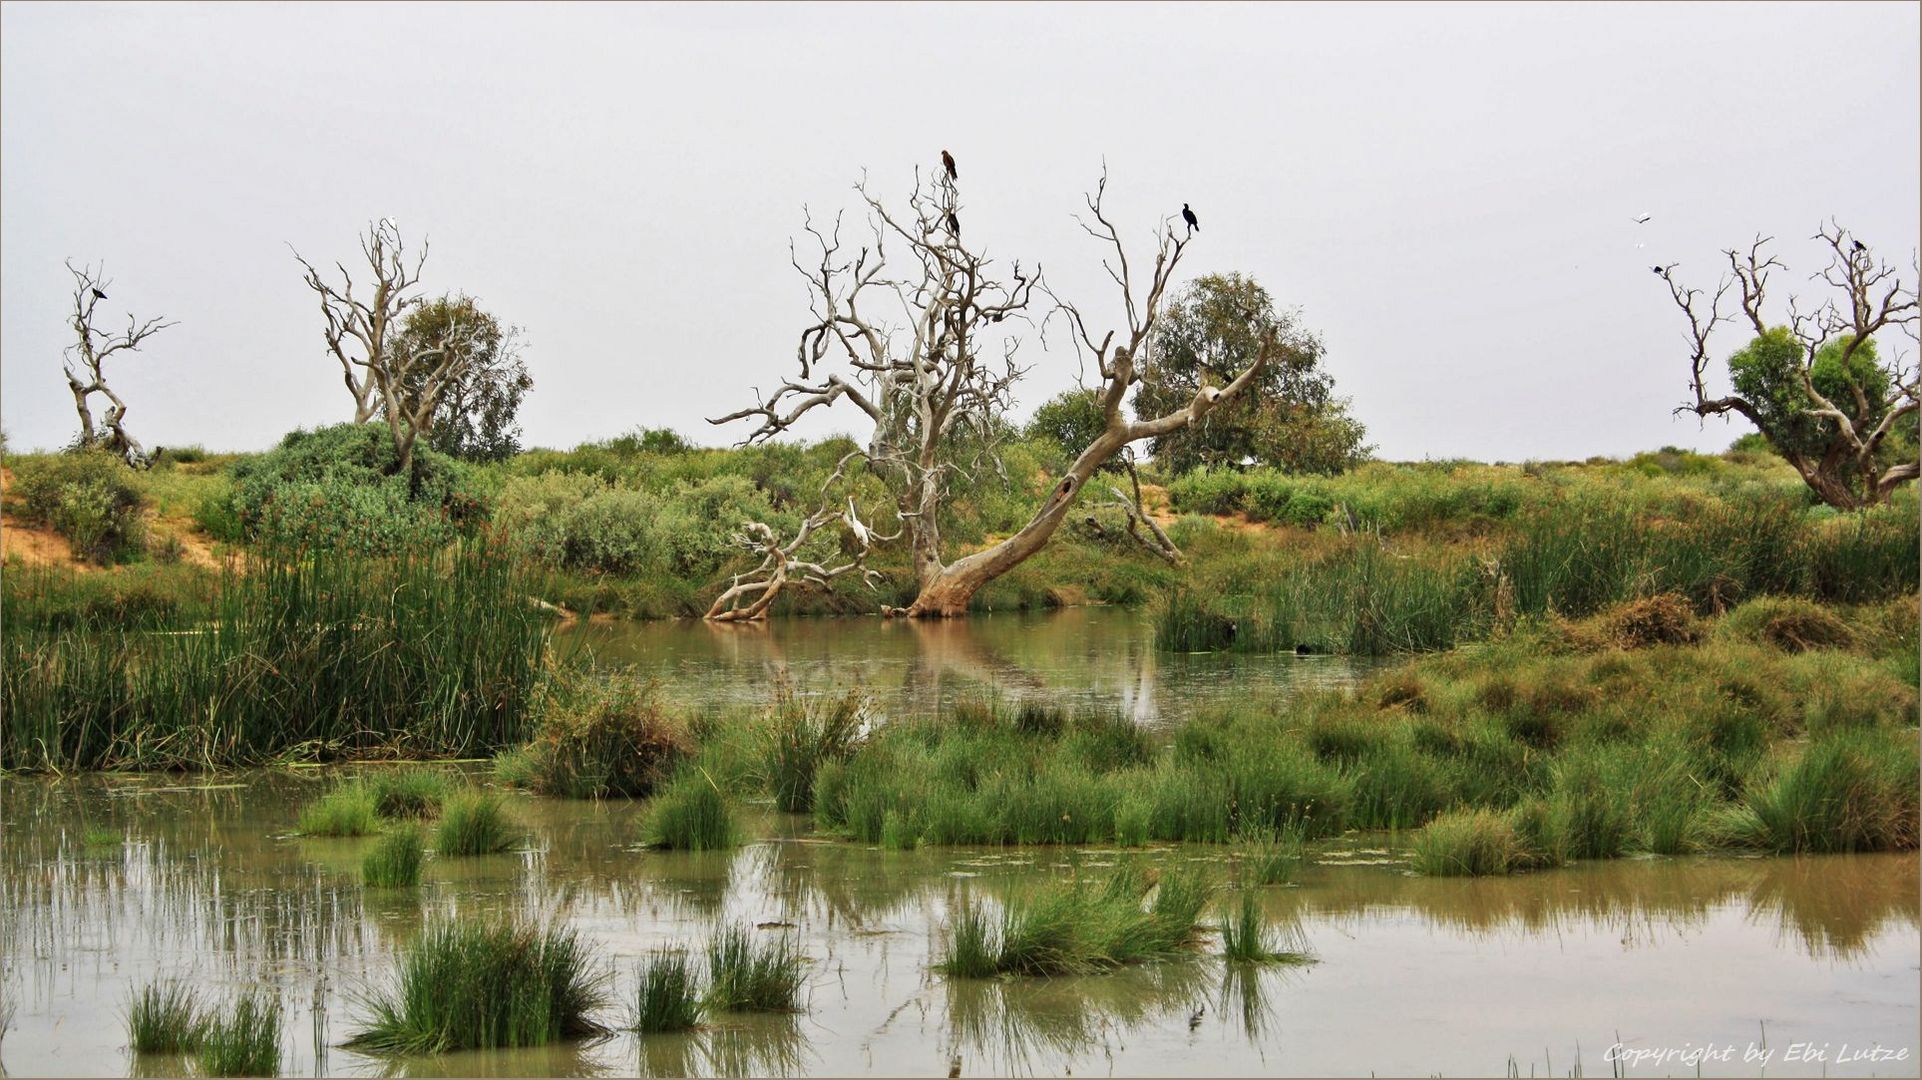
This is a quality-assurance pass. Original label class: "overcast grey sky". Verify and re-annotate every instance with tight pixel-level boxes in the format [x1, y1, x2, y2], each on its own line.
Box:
[3, 1, 1917, 460]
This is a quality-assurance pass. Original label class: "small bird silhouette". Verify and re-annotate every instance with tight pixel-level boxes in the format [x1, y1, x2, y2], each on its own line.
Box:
[91, 287, 107, 301]
[1651, 266, 1664, 276]
[1852, 239, 1866, 253]
[945, 210, 960, 237]
[1188, 1005, 1206, 1031]
[1631, 212, 1652, 224]
[941, 150, 957, 180]
[1182, 203, 1199, 234]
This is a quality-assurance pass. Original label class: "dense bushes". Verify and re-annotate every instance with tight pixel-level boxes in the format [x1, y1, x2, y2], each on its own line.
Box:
[493, 470, 790, 578]
[221, 423, 483, 553]
[9, 450, 148, 562]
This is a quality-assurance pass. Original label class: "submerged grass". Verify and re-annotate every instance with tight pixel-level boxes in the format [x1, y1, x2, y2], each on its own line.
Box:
[347, 920, 609, 1054]
[703, 926, 803, 1012]
[362, 825, 425, 888]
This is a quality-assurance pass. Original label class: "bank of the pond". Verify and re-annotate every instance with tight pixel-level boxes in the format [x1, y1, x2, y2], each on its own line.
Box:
[2, 769, 1916, 1078]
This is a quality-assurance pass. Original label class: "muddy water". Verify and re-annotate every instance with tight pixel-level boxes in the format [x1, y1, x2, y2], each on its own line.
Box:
[2, 772, 1915, 1078]
[554, 607, 1377, 727]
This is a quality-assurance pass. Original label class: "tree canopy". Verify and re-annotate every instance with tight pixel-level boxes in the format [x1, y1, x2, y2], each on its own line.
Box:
[1134, 273, 1368, 475]
[393, 294, 532, 462]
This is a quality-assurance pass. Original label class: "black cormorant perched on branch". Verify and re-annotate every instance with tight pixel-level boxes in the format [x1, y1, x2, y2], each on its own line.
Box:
[1853, 239, 1866, 253]
[1182, 203, 1199, 234]
[942, 150, 957, 180]
[91, 287, 108, 301]
[945, 210, 960, 237]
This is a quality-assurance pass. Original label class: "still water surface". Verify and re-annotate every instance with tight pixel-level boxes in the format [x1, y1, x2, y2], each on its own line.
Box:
[2, 770, 1916, 1078]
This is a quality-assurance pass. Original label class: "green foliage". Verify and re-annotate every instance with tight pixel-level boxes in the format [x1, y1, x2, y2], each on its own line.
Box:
[10, 450, 147, 562]
[2, 539, 549, 771]
[1411, 810, 1524, 876]
[435, 791, 517, 856]
[1025, 387, 1111, 464]
[128, 981, 204, 1054]
[494, 470, 789, 579]
[363, 825, 426, 888]
[299, 784, 381, 837]
[222, 423, 481, 554]
[763, 688, 869, 813]
[646, 771, 738, 850]
[631, 950, 702, 1033]
[366, 769, 457, 818]
[395, 294, 533, 462]
[347, 921, 609, 1054]
[703, 926, 803, 1012]
[195, 991, 282, 1077]
[497, 674, 690, 798]
[1726, 729, 1919, 853]
[938, 866, 1215, 978]
[1724, 328, 1914, 505]
[1219, 891, 1304, 963]
[1136, 273, 1368, 474]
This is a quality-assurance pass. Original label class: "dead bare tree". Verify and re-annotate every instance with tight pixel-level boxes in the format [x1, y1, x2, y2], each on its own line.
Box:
[1664, 223, 1919, 508]
[62, 261, 175, 467]
[709, 164, 1274, 619]
[293, 220, 480, 475]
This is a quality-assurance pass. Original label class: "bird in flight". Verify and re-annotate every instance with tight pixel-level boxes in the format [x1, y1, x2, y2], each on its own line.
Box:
[91, 287, 107, 301]
[941, 150, 957, 180]
[1182, 203, 1199, 234]
[1631, 213, 1652, 224]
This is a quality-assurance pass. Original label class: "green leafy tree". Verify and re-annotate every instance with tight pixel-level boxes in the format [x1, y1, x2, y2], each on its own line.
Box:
[1134, 273, 1368, 475]
[393, 294, 532, 462]
[1666, 224, 1918, 508]
[1025, 388, 1115, 467]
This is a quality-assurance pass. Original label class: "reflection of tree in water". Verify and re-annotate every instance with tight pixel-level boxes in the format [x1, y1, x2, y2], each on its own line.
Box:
[1293, 854, 1920, 960]
[358, 1037, 618, 1078]
[944, 960, 1212, 1076]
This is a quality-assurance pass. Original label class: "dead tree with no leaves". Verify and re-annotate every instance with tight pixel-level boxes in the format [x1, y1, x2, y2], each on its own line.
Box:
[1663, 223, 1920, 509]
[293, 221, 483, 476]
[62, 261, 175, 467]
[709, 165, 1274, 619]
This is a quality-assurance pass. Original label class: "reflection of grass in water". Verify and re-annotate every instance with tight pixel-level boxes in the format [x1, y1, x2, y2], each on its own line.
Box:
[1746, 854, 1922, 960]
[946, 960, 1212, 1075]
[697, 1017, 809, 1078]
[940, 864, 1214, 977]
[82, 826, 121, 849]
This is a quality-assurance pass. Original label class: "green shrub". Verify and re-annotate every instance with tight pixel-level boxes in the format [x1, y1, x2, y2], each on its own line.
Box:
[10, 450, 147, 563]
[347, 921, 609, 1053]
[435, 791, 517, 856]
[225, 423, 481, 554]
[499, 675, 690, 799]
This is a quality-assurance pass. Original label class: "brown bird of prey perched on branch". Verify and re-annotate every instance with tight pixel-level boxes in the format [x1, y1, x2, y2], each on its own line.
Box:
[941, 150, 957, 180]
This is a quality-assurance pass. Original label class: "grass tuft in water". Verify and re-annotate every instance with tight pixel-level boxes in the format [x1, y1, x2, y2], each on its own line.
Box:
[347, 920, 609, 1054]
[631, 949, 703, 1033]
[1219, 891, 1306, 964]
[127, 980, 203, 1054]
[434, 790, 517, 856]
[1238, 825, 1305, 885]
[764, 687, 866, 813]
[1411, 808, 1527, 876]
[362, 824, 425, 888]
[939, 866, 1215, 978]
[298, 784, 381, 837]
[646, 771, 738, 851]
[195, 991, 282, 1077]
[703, 926, 803, 1012]
[366, 769, 457, 818]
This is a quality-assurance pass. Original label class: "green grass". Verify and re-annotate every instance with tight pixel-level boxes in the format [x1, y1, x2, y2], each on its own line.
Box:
[1725, 729, 1919, 854]
[645, 772, 738, 851]
[938, 866, 1215, 978]
[366, 769, 457, 818]
[346, 921, 609, 1054]
[83, 827, 121, 849]
[764, 688, 866, 813]
[362, 825, 425, 888]
[195, 991, 282, 1077]
[1411, 809, 1527, 876]
[1218, 891, 1306, 964]
[128, 981, 203, 1053]
[631, 949, 703, 1033]
[434, 791, 517, 856]
[1238, 825, 1305, 885]
[298, 785, 381, 837]
[496, 673, 690, 799]
[703, 926, 803, 1012]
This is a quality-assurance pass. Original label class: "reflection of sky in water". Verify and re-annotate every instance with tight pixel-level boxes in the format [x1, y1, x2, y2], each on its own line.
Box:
[1, 773, 1915, 1077]
[556, 608, 1382, 728]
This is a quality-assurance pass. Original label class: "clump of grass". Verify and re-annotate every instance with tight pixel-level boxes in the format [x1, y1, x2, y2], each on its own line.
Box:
[1725, 730, 1919, 853]
[347, 920, 609, 1054]
[195, 991, 282, 1077]
[879, 809, 919, 850]
[128, 981, 203, 1053]
[298, 784, 381, 837]
[362, 824, 425, 888]
[704, 926, 803, 1012]
[366, 769, 456, 818]
[764, 686, 865, 813]
[499, 673, 691, 799]
[434, 790, 517, 856]
[1113, 795, 1152, 847]
[631, 949, 702, 1033]
[1718, 596, 1856, 653]
[83, 827, 121, 849]
[645, 771, 738, 851]
[938, 867, 1215, 978]
[1583, 592, 1700, 649]
[1238, 825, 1305, 885]
[1219, 891, 1305, 964]
[1411, 809, 1526, 876]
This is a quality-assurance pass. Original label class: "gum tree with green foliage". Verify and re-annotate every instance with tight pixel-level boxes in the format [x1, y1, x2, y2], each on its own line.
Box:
[393, 294, 532, 462]
[1134, 273, 1368, 475]
[1664, 223, 1919, 509]
[708, 164, 1275, 618]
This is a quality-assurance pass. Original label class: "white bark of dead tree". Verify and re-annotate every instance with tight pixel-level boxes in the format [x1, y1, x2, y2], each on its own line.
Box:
[708, 164, 1272, 619]
[62, 261, 174, 467]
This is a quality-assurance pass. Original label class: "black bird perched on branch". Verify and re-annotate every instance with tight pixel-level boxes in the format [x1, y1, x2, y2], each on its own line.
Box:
[91, 287, 108, 301]
[942, 150, 957, 180]
[1182, 203, 1199, 234]
[1853, 239, 1866, 253]
[1651, 266, 1664, 276]
[945, 210, 960, 236]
